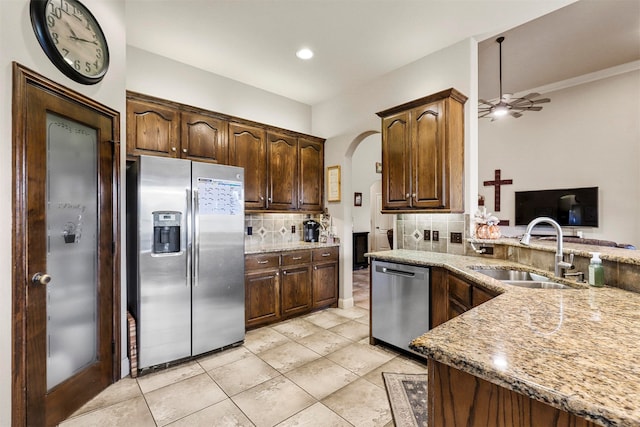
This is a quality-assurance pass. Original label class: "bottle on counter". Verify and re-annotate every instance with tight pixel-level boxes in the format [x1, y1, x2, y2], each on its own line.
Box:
[588, 252, 605, 287]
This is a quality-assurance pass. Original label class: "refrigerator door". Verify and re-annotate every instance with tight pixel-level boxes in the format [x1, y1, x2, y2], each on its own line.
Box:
[191, 162, 245, 355]
[138, 156, 192, 368]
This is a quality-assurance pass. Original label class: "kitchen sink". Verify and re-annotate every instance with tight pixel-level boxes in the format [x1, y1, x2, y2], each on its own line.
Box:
[470, 267, 576, 289]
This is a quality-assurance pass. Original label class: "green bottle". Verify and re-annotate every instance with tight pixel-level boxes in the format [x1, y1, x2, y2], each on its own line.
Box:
[588, 252, 605, 287]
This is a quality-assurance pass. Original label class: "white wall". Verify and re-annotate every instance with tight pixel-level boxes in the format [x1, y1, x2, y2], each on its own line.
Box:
[352, 134, 382, 233]
[479, 70, 640, 247]
[0, 1, 126, 424]
[127, 46, 312, 135]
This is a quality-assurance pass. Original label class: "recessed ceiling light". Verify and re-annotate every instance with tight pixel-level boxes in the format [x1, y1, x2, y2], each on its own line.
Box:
[296, 48, 314, 60]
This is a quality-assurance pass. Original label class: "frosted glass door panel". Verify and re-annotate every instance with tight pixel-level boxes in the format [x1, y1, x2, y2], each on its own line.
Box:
[46, 113, 98, 390]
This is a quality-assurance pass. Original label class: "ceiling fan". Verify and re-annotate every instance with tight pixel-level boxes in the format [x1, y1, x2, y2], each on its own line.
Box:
[479, 36, 550, 120]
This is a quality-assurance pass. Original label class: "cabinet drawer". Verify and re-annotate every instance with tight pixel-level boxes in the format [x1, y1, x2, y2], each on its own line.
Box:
[245, 253, 280, 271]
[312, 247, 339, 262]
[448, 274, 472, 307]
[281, 250, 311, 266]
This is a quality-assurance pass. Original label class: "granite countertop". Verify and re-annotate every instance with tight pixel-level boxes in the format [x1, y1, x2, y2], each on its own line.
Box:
[367, 249, 640, 427]
[245, 241, 340, 255]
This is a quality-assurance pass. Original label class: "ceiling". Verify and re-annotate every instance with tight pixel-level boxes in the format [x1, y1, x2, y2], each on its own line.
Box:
[125, 1, 640, 106]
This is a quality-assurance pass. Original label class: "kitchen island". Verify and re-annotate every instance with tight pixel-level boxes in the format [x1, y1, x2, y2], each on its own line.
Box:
[367, 249, 640, 427]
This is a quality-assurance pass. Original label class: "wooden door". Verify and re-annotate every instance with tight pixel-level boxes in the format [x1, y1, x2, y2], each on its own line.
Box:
[312, 262, 338, 308]
[228, 122, 267, 209]
[245, 269, 280, 328]
[181, 111, 228, 164]
[298, 138, 324, 212]
[126, 98, 180, 157]
[382, 111, 411, 209]
[412, 101, 445, 208]
[280, 266, 312, 317]
[13, 65, 118, 426]
[267, 132, 298, 211]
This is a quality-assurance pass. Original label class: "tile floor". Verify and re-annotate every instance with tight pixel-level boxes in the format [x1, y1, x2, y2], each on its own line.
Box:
[60, 266, 428, 427]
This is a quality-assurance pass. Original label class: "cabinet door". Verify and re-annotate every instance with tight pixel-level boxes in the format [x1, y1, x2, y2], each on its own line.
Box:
[473, 286, 497, 307]
[312, 261, 338, 308]
[382, 111, 412, 209]
[298, 138, 324, 212]
[229, 123, 267, 209]
[245, 269, 280, 328]
[126, 99, 180, 157]
[281, 265, 312, 317]
[267, 132, 298, 211]
[412, 101, 445, 208]
[181, 111, 228, 164]
[430, 268, 449, 328]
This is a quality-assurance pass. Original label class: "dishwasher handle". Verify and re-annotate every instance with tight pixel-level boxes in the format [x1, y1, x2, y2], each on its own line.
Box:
[379, 266, 416, 277]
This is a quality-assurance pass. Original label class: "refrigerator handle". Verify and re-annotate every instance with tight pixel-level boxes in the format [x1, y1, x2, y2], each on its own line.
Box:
[186, 188, 192, 286]
[193, 188, 200, 287]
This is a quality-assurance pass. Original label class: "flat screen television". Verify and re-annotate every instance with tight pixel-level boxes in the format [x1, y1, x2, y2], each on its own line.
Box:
[515, 187, 599, 227]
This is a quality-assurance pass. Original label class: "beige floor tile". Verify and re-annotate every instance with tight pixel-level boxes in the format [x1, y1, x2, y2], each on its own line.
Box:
[355, 300, 370, 309]
[285, 357, 358, 400]
[304, 310, 352, 329]
[296, 329, 352, 356]
[272, 317, 325, 340]
[208, 353, 280, 396]
[258, 341, 322, 373]
[232, 376, 315, 427]
[137, 361, 205, 394]
[326, 343, 395, 376]
[330, 306, 369, 320]
[145, 373, 227, 426]
[197, 345, 253, 372]
[244, 326, 292, 354]
[276, 402, 352, 427]
[70, 376, 141, 417]
[329, 320, 370, 342]
[59, 396, 155, 427]
[165, 398, 254, 427]
[322, 378, 392, 427]
[362, 356, 428, 389]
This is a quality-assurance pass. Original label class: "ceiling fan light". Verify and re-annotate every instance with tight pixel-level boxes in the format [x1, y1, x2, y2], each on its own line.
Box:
[492, 105, 509, 117]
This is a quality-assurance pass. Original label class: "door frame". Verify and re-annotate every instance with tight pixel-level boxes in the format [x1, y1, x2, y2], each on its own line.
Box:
[11, 63, 121, 425]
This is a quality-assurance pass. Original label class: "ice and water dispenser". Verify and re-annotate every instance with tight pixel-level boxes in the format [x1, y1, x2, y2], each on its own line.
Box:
[152, 211, 181, 254]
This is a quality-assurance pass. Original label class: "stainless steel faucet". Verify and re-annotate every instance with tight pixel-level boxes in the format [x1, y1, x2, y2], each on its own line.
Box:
[520, 217, 573, 277]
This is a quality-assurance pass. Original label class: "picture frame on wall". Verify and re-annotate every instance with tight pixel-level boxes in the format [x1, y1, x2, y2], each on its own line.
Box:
[375, 162, 382, 173]
[354, 192, 362, 206]
[327, 165, 341, 202]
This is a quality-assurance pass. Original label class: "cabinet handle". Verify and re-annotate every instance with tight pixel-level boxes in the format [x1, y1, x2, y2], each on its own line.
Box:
[182, 148, 187, 153]
[283, 271, 287, 275]
[292, 256, 302, 260]
[321, 253, 331, 257]
[405, 193, 410, 199]
[268, 197, 272, 202]
[412, 193, 416, 200]
[171, 147, 177, 152]
[260, 196, 264, 201]
[314, 266, 317, 270]
[257, 260, 269, 264]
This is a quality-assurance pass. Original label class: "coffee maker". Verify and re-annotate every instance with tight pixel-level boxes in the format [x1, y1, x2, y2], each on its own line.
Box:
[303, 219, 320, 242]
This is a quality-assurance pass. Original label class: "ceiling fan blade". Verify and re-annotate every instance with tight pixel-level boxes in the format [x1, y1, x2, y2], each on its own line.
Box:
[531, 98, 551, 104]
[520, 92, 541, 100]
[510, 111, 523, 118]
[478, 99, 497, 107]
[511, 106, 543, 111]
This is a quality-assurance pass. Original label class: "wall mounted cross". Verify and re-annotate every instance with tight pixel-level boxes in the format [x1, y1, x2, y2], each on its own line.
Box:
[483, 169, 513, 212]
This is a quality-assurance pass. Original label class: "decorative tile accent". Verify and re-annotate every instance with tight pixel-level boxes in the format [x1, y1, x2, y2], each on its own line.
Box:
[412, 230, 422, 241]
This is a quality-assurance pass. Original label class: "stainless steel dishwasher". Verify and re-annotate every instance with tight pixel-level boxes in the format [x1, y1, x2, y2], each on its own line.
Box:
[371, 259, 430, 353]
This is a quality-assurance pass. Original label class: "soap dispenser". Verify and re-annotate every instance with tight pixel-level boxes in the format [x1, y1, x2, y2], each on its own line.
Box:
[588, 252, 605, 287]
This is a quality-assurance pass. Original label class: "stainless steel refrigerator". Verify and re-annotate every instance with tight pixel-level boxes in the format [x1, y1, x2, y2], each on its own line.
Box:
[127, 155, 245, 370]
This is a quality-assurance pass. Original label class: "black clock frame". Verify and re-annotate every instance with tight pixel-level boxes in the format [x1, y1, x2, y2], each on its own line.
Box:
[30, 0, 110, 85]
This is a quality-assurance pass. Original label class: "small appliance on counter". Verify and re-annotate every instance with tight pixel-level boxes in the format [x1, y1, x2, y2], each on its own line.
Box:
[303, 219, 320, 242]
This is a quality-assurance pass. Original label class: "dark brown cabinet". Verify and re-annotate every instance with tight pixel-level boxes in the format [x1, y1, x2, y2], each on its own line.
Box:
[127, 98, 180, 158]
[298, 138, 324, 212]
[377, 88, 467, 213]
[181, 111, 228, 164]
[229, 122, 268, 210]
[244, 247, 339, 329]
[267, 132, 298, 211]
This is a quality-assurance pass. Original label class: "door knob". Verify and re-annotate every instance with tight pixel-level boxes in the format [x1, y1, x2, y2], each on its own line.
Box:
[32, 273, 51, 285]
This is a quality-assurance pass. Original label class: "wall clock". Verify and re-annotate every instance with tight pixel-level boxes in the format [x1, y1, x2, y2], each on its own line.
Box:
[30, 0, 110, 85]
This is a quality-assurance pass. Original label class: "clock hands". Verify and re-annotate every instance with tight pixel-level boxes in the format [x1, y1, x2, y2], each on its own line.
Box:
[65, 21, 98, 45]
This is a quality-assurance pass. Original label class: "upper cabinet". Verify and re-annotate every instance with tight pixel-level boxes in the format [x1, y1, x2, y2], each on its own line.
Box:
[127, 92, 325, 213]
[377, 88, 467, 213]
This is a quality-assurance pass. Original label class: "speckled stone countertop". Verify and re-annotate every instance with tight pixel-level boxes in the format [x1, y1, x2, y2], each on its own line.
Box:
[245, 241, 340, 255]
[367, 249, 640, 427]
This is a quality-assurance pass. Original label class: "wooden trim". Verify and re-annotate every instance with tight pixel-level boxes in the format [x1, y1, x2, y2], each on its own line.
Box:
[376, 87, 468, 118]
[11, 62, 121, 425]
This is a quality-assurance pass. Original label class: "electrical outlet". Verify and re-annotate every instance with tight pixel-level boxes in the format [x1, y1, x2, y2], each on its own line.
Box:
[432, 230, 439, 241]
[291, 225, 296, 233]
[423, 230, 430, 241]
[450, 232, 463, 244]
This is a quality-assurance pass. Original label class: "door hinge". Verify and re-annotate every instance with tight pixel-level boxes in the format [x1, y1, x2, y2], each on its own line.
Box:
[112, 340, 116, 355]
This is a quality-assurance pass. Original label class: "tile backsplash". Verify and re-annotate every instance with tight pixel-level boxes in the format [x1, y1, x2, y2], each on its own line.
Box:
[244, 213, 320, 245]
[396, 213, 469, 255]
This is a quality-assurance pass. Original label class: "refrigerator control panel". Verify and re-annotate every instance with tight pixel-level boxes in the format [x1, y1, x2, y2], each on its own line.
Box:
[152, 211, 181, 254]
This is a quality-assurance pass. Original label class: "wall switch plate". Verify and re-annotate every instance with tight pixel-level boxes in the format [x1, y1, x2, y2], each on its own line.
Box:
[450, 232, 463, 244]
[423, 230, 430, 241]
[291, 225, 296, 233]
[432, 230, 439, 241]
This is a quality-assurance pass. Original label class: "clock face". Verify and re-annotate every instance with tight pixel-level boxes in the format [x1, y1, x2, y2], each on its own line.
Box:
[30, 0, 110, 84]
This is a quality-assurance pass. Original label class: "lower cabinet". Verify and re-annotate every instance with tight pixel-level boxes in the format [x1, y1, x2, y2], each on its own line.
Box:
[431, 268, 499, 328]
[244, 247, 339, 329]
